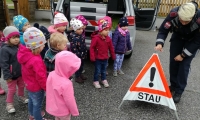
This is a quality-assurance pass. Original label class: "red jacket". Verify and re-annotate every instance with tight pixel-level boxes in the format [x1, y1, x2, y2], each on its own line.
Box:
[90, 31, 116, 61]
[17, 44, 47, 92]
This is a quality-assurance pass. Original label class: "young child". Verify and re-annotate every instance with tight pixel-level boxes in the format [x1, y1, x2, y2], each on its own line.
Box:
[112, 17, 132, 77]
[75, 15, 88, 74]
[34, 23, 51, 59]
[90, 17, 116, 89]
[0, 26, 28, 113]
[48, 12, 68, 37]
[17, 27, 47, 120]
[13, 15, 31, 45]
[44, 32, 68, 75]
[68, 18, 87, 83]
[0, 32, 6, 95]
[46, 51, 80, 120]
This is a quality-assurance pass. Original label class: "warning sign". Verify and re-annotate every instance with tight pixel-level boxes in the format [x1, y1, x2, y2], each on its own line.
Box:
[121, 53, 176, 111]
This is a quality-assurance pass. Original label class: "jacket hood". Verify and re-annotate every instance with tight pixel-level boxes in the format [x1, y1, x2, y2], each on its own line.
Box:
[55, 51, 81, 78]
[17, 44, 35, 64]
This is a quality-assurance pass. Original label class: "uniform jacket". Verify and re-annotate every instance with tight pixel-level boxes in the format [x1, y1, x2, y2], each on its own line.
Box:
[112, 27, 132, 54]
[0, 43, 21, 80]
[46, 51, 80, 117]
[156, 7, 200, 57]
[90, 31, 116, 61]
[17, 44, 47, 92]
[68, 31, 87, 59]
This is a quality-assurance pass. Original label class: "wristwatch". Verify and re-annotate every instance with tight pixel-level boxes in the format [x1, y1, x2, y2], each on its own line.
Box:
[180, 54, 185, 58]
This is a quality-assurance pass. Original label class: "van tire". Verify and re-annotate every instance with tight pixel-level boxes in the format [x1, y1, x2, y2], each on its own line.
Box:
[125, 51, 132, 59]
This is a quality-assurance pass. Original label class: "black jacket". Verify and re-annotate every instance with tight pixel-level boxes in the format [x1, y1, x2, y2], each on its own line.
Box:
[0, 43, 21, 80]
[156, 7, 200, 57]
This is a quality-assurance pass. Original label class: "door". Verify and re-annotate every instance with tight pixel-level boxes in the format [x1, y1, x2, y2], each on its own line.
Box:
[18, 0, 30, 20]
[133, 0, 161, 30]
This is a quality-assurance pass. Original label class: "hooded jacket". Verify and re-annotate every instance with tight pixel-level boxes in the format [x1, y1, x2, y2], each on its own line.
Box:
[46, 51, 80, 117]
[17, 44, 47, 92]
[112, 27, 132, 54]
[90, 31, 116, 61]
[0, 43, 21, 80]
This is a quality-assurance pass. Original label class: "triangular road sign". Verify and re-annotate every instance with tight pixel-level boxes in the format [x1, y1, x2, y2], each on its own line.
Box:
[121, 53, 176, 111]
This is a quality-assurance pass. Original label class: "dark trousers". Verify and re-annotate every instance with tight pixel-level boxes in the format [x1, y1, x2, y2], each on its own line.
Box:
[169, 40, 196, 94]
[75, 59, 84, 78]
[93, 59, 108, 81]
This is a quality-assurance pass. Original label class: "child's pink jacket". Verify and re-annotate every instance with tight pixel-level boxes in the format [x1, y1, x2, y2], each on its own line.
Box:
[17, 44, 47, 92]
[46, 51, 80, 117]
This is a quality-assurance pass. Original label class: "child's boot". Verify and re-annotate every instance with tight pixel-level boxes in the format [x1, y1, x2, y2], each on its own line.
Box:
[80, 74, 87, 80]
[6, 103, 15, 113]
[75, 77, 84, 83]
[18, 96, 29, 104]
[113, 71, 118, 77]
[0, 86, 5, 95]
[93, 81, 101, 89]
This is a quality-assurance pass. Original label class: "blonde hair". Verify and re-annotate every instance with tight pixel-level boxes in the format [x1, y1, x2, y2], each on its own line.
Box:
[50, 32, 68, 49]
[178, 2, 196, 21]
[32, 46, 42, 55]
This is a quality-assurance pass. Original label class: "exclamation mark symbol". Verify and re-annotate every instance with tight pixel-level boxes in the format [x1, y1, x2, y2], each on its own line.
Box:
[149, 67, 156, 87]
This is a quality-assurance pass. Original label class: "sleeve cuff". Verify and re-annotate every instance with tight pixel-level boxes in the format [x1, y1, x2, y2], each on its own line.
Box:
[182, 48, 192, 57]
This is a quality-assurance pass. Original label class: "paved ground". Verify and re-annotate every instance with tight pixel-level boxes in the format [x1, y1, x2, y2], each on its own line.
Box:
[0, 18, 200, 120]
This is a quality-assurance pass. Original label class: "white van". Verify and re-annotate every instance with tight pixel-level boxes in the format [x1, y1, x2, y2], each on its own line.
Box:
[51, 0, 161, 58]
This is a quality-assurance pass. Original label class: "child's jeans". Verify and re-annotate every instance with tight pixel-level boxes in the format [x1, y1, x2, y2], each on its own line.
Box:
[113, 54, 124, 71]
[75, 59, 84, 78]
[28, 90, 44, 120]
[55, 114, 71, 120]
[94, 59, 108, 81]
[6, 77, 25, 103]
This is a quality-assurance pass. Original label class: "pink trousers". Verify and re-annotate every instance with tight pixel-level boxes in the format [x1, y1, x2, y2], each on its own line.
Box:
[55, 114, 71, 120]
[6, 77, 25, 103]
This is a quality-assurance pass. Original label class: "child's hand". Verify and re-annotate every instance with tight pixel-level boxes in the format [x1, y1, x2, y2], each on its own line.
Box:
[6, 79, 12, 83]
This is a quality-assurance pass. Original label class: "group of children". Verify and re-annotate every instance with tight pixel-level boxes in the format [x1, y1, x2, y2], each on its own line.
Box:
[0, 11, 132, 120]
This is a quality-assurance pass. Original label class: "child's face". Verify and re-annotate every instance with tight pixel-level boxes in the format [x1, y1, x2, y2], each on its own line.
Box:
[75, 27, 83, 35]
[22, 22, 31, 32]
[121, 26, 128, 31]
[9, 35, 20, 45]
[56, 26, 67, 33]
[57, 41, 67, 51]
[101, 28, 109, 37]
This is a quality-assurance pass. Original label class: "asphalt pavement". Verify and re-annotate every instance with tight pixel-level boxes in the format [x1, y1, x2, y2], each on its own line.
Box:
[0, 18, 200, 120]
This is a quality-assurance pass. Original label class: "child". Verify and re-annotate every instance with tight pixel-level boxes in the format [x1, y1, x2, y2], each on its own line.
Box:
[68, 19, 87, 83]
[0, 32, 6, 95]
[13, 15, 31, 45]
[75, 15, 88, 74]
[46, 51, 80, 120]
[17, 27, 47, 120]
[48, 12, 68, 37]
[44, 32, 68, 75]
[34, 23, 51, 59]
[0, 26, 28, 113]
[90, 17, 116, 89]
[112, 17, 132, 77]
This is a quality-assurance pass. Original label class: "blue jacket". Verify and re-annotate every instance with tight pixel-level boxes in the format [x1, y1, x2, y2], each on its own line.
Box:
[68, 31, 87, 59]
[112, 27, 132, 54]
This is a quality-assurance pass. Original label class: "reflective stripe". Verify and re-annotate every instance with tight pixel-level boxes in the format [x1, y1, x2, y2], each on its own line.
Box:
[156, 39, 165, 43]
[183, 49, 192, 56]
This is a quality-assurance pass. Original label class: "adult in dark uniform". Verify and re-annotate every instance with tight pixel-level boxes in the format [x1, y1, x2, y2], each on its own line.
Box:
[154, 2, 200, 103]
